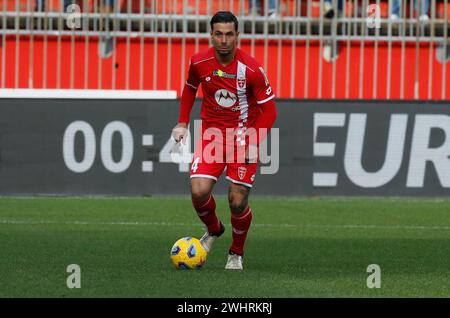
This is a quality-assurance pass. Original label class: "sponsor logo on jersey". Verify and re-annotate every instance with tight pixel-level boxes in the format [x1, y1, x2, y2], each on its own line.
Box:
[213, 69, 237, 79]
[238, 166, 247, 180]
[237, 76, 246, 89]
[215, 89, 237, 107]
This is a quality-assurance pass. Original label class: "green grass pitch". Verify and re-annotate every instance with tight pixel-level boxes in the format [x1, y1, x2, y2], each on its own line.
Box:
[0, 196, 449, 298]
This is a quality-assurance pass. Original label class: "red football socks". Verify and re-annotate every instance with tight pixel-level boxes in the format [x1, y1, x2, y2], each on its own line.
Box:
[229, 206, 253, 256]
[192, 194, 221, 234]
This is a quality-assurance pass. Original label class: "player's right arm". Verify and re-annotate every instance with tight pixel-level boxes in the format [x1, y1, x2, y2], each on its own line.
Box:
[172, 58, 200, 144]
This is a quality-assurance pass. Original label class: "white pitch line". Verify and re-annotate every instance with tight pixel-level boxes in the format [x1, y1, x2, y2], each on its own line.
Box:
[0, 220, 195, 227]
[1, 219, 450, 231]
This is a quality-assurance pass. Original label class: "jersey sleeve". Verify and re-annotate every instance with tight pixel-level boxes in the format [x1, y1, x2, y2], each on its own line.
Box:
[178, 58, 200, 124]
[185, 58, 201, 90]
[250, 66, 275, 105]
[247, 98, 277, 146]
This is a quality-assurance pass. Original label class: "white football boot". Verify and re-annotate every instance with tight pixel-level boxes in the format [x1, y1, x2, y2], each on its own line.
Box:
[200, 221, 225, 253]
[225, 252, 244, 270]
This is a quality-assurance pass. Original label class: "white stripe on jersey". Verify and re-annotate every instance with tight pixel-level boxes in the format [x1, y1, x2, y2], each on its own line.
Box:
[192, 56, 215, 65]
[186, 81, 198, 90]
[257, 94, 275, 104]
[237, 61, 248, 146]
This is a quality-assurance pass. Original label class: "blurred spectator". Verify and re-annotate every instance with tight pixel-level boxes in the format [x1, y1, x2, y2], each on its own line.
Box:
[98, 0, 119, 58]
[323, 0, 344, 19]
[36, 1, 76, 30]
[390, 0, 429, 22]
[249, 0, 279, 19]
[436, 40, 450, 64]
[36, 0, 44, 11]
[322, 0, 345, 63]
[99, 0, 118, 13]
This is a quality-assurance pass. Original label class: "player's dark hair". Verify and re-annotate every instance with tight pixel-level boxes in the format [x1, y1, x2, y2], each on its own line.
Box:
[210, 11, 238, 32]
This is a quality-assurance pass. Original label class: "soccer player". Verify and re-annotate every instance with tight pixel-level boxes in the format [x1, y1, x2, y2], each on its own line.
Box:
[171, 11, 277, 270]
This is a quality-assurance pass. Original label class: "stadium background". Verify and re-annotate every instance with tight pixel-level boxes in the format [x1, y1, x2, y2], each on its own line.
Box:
[0, 0, 449, 299]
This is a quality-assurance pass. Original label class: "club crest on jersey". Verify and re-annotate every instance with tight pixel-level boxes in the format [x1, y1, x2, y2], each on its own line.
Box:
[215, 89, 237, 108]
[238, 166, 247, 180]
[237, 76, 246, 89]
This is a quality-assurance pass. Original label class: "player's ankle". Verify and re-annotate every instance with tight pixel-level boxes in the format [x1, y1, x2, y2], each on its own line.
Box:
[209, 221, 225, 236]
[229, 249, 244, 257]
[208, 221, 222, 234]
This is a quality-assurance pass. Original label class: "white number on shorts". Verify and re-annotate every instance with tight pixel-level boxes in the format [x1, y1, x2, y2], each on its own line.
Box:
[191, 157, 200, 173]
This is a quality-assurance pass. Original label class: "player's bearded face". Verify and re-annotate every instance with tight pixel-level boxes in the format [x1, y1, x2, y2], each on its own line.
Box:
[211, 23, 238, 57]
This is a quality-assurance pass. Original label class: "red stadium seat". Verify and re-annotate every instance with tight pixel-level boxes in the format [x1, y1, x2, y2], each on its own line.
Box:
[290, 0, 390, 18]
[0, 0, 33, 11]
[55, 0, 128, 13]
[42, 0, 60, 11]
[128, 0, 249, 16]
[437, 2, 450, 19]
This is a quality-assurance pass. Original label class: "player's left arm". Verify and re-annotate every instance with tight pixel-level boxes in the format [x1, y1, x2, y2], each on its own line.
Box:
[247, 66, 278, 146]
[245, 99, 277, 163]
[251, 99, 277, 143]
[245, 66, 277, 163]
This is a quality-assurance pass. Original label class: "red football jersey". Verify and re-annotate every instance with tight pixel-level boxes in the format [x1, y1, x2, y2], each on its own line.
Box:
[185, 47, 275, 141]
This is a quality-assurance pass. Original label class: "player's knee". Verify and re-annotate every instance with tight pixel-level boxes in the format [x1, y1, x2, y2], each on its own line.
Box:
[190, 182, 211, 202]
[228, 196, 248, 214]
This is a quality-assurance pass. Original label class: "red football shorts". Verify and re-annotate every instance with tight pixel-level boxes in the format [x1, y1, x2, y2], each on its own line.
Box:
[189, 139, 258, 188]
